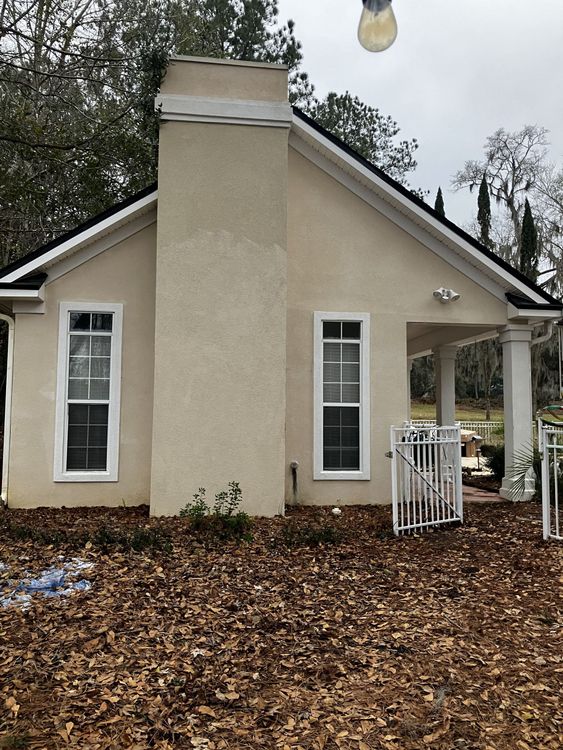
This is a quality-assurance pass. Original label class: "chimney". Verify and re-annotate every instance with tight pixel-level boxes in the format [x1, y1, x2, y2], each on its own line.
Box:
[150, 57, 291, 516]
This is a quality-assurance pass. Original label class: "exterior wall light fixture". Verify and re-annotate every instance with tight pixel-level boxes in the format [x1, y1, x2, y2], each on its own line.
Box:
[433, 288, 461, 304]
[358, 0, 398, 52]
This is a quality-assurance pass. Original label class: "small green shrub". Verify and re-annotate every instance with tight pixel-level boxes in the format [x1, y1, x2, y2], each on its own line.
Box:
[180, 482, 252, 542]
[281, 521, 342, 547]
[481, 443, 505, 482]
[129, 528, 172, 552]
[1, 520, 171, 554]
[179, 487, 208, 528]
[92, 525, 172, 553]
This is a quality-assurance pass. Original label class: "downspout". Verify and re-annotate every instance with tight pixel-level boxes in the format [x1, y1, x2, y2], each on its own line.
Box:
[0, 313, 14, 508]
[530, 321, 554, 348]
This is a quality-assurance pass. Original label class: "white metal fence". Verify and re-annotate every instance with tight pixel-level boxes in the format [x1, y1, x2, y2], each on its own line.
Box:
[410, 419, 504, 444]
[390, 424, 463, 535]
[539, 423, 563, 541]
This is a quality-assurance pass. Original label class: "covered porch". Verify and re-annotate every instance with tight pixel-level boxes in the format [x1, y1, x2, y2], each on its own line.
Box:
[406, 314, 562, 500]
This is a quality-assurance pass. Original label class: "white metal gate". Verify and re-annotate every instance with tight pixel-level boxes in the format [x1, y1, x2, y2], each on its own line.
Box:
[390, 424, 463, 535]
[539, 423, 563, 541]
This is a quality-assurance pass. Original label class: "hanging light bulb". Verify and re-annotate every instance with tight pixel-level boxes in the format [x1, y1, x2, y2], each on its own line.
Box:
[358, 0, 398, 52]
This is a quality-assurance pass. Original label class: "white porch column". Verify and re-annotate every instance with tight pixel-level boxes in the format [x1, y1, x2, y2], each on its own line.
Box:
[498, 325, 534, 501]
[434, 345, 457, 426]
[407, 358, 414, 420]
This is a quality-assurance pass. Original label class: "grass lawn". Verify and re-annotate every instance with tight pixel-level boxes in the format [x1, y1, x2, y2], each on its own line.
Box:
[1, 504, 561, 750]
[411, 401, 504, 423]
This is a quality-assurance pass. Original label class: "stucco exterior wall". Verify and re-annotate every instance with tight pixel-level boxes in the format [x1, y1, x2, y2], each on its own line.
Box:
[151, 59, 289, 517]
[8, 224, 156, 508]
[286, 148, 508, 506]
[163, 56, 288, 102]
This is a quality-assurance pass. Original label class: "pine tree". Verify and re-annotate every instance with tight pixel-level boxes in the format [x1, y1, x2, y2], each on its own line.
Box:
[477, 175, 492, 249]
[520, 198, 539, 282]
[434, 187, 445, 217]
[307, 92, 420, 189]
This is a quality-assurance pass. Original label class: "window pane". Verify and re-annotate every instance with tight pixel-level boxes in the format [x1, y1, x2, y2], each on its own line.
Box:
[323, 426, 341, 447]
[90, 404, 109, 424]
[91, 314, 113, 332]
[342, 363, 360, 383]
[68, 404, 88, 423]
[68, 425, 88, 446]
[323, 362, 340, 383]
[68, 379, 89, 399]
[323, 448, 341, 469]
[69, 357, 89, 378]
[324, 407, 341, 426]
[342, 426, 359, 447]
[323, 383, 341, 403]
[323, 407, 360, 471]
[342, 322, 361, 339]
[342, 408, 360, 427]
[341, 448, 360, 470]
[89, 425, 108, 447]
[69, 336, 89, 356]
[342, 343, 360, 362]
[90, 357, 110, 378]
[66, 405, 108, 472]
[323, 342, 341, 362]
[342, 383, 360, 403]
[323, 321, 341, 339]
[87, 449, 107, 470]
[70, 313, 91, 331]
[67, 447, 87, 470]
[89, 379, 110, 400]
[91, 336, 111, 356]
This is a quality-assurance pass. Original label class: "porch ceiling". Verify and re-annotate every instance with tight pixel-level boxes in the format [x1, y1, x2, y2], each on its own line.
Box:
[407, 322, 498, 359]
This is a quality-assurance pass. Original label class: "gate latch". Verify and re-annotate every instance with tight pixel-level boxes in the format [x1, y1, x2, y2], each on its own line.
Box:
[385, 451, 393, 459]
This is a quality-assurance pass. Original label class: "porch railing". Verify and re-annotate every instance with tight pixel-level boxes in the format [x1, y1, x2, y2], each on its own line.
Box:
[409, 419, 504, 444]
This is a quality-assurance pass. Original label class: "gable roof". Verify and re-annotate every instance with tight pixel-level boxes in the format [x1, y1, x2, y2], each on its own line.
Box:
[0, 113, 560, 312]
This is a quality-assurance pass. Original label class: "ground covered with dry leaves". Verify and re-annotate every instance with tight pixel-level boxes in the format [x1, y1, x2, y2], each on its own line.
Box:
[1, 503, 561, 750]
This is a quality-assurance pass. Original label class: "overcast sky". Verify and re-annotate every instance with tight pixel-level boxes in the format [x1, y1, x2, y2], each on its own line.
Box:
[277, 0, 563, 227]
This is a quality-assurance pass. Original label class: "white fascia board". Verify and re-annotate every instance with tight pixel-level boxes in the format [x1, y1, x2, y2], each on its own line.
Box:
[507, 302, 563, 322]
[0, 286, 44, 301]
[1, 190, 158, 284]
[156, 94, 292, 128]
[290, 116, 551, 307]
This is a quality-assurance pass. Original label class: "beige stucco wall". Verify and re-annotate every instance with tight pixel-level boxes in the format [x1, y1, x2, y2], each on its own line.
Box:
[163, 57, 288, 102]
[286, 148, 508, 506]
[8, 224, 156, 508]
[150, 59, 289, 517]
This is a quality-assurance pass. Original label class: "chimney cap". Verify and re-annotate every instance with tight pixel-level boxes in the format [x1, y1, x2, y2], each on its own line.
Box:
[169, 55, 288, 71]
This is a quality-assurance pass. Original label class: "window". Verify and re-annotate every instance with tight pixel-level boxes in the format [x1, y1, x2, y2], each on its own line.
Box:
[54, 303, 123, 481]
[314, 312, 370, 480]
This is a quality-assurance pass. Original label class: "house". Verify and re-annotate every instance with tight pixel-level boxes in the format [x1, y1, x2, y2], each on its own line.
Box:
[0, 56, 561, 516]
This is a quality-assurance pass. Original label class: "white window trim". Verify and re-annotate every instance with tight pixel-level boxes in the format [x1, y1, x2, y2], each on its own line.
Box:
[54, 302, 123, 482]
[314, 311, 371, 481]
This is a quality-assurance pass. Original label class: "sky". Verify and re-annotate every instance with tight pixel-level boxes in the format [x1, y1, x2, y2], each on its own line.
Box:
[277, 0, 563, 227]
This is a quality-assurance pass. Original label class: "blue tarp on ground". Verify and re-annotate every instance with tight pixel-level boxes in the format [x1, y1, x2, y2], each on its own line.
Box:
[0, 557, 93, 608]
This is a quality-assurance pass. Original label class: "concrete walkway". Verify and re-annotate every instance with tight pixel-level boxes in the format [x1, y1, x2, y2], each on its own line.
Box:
[463, 484, 504, 504]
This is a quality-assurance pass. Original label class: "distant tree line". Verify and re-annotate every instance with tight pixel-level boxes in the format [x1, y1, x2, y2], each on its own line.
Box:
[424, 127, 563, 416]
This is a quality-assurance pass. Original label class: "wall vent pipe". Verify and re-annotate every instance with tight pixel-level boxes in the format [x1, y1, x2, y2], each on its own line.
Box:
[290, 461, 299, 503]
